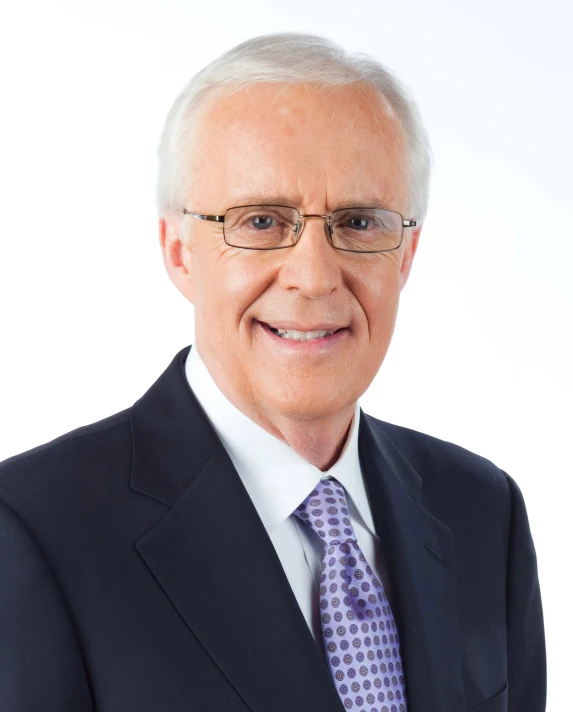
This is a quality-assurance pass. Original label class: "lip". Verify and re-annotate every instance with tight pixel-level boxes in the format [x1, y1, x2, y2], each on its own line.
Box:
[256, 320, 349, 351]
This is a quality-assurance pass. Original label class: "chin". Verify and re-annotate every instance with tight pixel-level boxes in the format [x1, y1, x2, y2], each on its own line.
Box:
[256, 377, 356, 422]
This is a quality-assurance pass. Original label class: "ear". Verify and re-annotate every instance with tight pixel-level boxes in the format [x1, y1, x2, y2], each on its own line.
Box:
[398, 225, 421, 291]
[159, 215, 196, 304]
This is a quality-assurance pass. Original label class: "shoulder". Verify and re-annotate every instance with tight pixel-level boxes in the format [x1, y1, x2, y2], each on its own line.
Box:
[364, 414, 511, 509]
[374, 416, 504, 477]
[0, 408, 133, 508]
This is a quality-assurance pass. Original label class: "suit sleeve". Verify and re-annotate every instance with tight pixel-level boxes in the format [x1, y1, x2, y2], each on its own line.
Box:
[504, 472, 547, 712]
[0, 497, 93, 711]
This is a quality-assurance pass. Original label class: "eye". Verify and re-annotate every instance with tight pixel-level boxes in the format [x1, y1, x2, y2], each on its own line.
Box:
[249, 214, 276, 230]
[345, 215, 372, 231]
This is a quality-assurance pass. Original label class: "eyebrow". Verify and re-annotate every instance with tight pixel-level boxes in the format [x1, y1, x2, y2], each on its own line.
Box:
[226, 193, 395, 211]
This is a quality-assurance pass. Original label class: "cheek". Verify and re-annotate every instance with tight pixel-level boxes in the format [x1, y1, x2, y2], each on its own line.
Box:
[352, 256, 402, 326]
[194, 251, 271, 330]
[348, 269, 402, 368]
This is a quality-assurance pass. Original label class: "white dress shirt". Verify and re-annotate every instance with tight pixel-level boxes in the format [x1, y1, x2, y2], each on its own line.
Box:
[185, 345, 393, 663]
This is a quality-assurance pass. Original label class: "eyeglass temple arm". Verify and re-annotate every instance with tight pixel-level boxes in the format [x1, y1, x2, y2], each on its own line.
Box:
[182, 209, 225, 222]
[403, 219, 417, 227]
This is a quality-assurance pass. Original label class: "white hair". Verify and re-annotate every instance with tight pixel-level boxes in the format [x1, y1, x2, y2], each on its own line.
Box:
[157, 32, 432, 222]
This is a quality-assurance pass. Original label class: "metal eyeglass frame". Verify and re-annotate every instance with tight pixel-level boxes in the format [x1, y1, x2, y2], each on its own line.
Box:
[181, 205, 418, 253]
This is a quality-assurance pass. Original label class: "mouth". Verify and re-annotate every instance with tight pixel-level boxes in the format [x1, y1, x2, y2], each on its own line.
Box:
[259, 321, 347, 342]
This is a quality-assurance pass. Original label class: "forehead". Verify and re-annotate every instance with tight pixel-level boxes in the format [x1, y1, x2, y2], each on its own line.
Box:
[187, 82, 407, 211]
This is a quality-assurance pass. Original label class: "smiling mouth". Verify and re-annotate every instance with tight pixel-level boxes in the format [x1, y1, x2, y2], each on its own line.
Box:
[265, 324, 344, 341]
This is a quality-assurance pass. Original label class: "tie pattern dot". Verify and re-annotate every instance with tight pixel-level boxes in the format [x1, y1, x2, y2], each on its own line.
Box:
[293, 477, 408, 712]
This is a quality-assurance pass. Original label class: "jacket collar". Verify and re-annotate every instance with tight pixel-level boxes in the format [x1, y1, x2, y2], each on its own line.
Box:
[130, 346, 220, 506]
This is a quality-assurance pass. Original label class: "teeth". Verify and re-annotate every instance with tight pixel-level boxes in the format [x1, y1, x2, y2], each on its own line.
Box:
[272, 328, 332, 341]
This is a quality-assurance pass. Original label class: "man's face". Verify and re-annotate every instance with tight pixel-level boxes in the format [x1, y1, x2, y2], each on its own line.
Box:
[162, 82, 420, 424]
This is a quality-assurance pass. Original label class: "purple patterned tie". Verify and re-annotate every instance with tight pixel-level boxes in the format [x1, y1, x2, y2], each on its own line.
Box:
[293, 477, 408, 712]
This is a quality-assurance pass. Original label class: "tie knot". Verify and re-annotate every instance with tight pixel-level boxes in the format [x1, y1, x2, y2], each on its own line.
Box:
[293, 477, 357, 545]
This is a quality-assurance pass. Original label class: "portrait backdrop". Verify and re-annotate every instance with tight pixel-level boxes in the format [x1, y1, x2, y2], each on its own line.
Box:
[0, 1, 570, 709]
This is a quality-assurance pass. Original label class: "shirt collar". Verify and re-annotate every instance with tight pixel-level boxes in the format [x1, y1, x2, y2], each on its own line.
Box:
[185, 344, 376, 537]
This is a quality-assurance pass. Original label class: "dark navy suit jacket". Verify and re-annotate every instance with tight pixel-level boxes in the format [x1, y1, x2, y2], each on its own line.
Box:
[0, 346, 546, 711]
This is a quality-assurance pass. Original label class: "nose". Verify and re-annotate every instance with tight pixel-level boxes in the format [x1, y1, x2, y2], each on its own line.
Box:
[278, 215, 342, 298]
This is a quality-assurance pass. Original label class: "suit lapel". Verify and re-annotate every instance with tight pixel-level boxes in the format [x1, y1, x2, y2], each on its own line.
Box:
[359, 414, 466, 712]
[131, 347, 344, 712]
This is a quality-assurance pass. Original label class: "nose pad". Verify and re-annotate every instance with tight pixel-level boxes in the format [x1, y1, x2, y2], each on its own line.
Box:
[323, 219, 333, 245]
[293, 218, 303, 240]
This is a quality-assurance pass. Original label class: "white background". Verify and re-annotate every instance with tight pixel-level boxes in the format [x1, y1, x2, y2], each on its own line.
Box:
[0, 0, 571, 707]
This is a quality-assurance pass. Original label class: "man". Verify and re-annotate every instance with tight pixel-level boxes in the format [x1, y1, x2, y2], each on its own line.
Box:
[0, 33, 545, 712]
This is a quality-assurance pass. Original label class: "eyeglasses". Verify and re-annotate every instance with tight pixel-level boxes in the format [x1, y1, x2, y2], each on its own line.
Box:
[181, 204, 417, 253]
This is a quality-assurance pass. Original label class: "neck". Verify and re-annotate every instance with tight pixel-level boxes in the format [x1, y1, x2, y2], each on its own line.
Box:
[255, 405, 356, 471]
